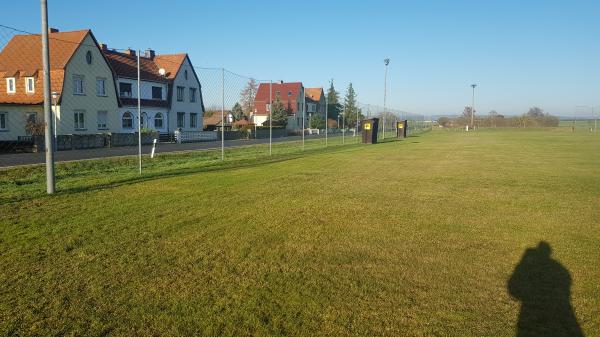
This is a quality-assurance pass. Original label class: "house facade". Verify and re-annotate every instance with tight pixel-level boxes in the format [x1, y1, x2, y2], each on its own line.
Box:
[0, 29, 119, 141]
[252, 81, 306, 131]
[103, 48, 205, 135]
[0, 28, 205, 144]
[304, 87, 326, 115]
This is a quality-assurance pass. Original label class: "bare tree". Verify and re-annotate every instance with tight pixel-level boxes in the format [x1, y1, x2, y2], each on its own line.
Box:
[240, 79, 258, 116]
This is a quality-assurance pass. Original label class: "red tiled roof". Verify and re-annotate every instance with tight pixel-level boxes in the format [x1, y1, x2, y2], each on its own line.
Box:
[253, 82, 303, 115]
[305, 88, 323, 103]
[103, 49, 167, 82]
[203, 111, 231, 126]
[0, 30, 90, 105]
[154, 54, 187, 80]
[233, 119, 253, 126]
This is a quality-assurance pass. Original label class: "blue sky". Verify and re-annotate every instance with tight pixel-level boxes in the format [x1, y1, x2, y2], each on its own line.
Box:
[2, 0, 599, 116]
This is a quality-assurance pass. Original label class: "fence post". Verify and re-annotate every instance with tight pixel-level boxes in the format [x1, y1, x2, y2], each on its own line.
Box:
[221, 68, 225, 160]
[137, 50, 142, 174]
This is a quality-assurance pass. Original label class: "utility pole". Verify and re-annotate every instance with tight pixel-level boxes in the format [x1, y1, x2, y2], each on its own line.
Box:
[383, 58, 390, 140]
[41, 0, 55, 194]
[471, 84, 477, 130]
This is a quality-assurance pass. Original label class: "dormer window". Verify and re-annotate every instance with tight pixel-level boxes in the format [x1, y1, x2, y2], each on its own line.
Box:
[6, 78, 15, 93]
[25, 77, 35, 93]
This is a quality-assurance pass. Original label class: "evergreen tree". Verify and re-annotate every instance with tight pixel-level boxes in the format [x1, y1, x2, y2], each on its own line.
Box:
[343, 82, 363, 128]
[231, 103, 244, 121]
[265, 96, 288, 126]
[326, 79, 342, 119]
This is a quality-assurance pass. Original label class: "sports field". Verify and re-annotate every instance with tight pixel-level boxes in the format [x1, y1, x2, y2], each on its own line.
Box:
[1, 129, 599, 336]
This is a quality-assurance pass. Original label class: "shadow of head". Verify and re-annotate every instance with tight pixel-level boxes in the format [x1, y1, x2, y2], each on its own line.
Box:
[507, 241, 584, 337]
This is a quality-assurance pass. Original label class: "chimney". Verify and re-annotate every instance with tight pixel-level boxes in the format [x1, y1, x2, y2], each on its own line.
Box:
[144, 49, 155, 60]
[280, 80, 284, 84]
[49, 28, 59, 33]
[100, 43, 108, 51]
[124, 48, 136, 57]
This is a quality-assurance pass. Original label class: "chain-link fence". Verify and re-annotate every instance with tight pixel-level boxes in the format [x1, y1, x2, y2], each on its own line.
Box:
[0, 24, 430, 196]
[568, 106, 599, 132]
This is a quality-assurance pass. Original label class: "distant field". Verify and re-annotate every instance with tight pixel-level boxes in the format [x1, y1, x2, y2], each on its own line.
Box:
[559, 119, 598, 130]
[1, 128, 599, 336]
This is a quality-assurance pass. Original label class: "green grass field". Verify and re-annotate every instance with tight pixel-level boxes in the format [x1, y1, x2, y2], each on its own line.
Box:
[1, 128, 599, 336]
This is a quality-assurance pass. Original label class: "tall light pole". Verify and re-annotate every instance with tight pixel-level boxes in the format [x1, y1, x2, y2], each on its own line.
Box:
[471, 84, 477, 130]
[383, 58, 390, 139]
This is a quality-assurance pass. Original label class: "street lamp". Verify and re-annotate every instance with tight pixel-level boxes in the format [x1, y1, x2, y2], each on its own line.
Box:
[470, 84, 477, 130]
[51, 91, 59, 149]
[383, 58, 390, 139]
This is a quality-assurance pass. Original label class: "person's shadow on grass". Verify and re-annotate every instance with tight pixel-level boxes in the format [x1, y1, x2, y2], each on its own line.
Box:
[508, 241, 584, 337]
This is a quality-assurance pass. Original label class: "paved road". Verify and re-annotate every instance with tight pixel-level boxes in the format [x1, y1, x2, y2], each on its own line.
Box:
[0, 134, 348, 168]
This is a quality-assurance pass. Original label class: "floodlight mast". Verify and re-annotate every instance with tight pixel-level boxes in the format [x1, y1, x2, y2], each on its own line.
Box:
[471, 84, 477, 129]
[383, 58, 390, 139]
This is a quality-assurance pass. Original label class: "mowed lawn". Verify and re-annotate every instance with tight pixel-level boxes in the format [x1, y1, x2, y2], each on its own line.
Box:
[1, 129, 599, 336]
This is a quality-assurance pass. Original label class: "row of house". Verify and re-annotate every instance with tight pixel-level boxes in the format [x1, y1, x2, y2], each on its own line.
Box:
[0, 29, 205, 141]
[249, 82, 326, 131]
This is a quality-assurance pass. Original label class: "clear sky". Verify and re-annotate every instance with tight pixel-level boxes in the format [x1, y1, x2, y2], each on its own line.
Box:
[2, 0, 599, 116]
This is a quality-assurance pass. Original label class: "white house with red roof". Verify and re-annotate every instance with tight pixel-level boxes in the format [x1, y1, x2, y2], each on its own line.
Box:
[102, 46, 205, 135]
[0, 28, 206, 144]
[252, 81, 307, 131]
[0, 29, 119, 141]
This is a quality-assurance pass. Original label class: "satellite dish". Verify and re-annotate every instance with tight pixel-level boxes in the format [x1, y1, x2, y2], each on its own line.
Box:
[159, 68, 166, 76]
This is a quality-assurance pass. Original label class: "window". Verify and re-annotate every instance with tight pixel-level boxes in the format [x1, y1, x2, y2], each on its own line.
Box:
[119, 82, 132, 97]
[184, 70, 188, 80]
[0, 112, 7, 130]
[189, 88, 196, 103]
[154, 113, 163, 129]
[74, 111, 85, 130]
[152, 86, 162, 100]
[25, 77, 35, 93]
[96, 78, 106, 96]
[140, 112, 147, 128]
[73, 75, 84, 95]
[177, 112, 185, 128]
[26, 112, 37, 124]
[6, 78, 15, 93]
[177, 86, 184, 101]
[85, 51, 92, 64]
[97, 111, 108, 130]
[190, 113, 197, 128]
[122, 111, 133, 129]
[288, 91, 292, 97]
